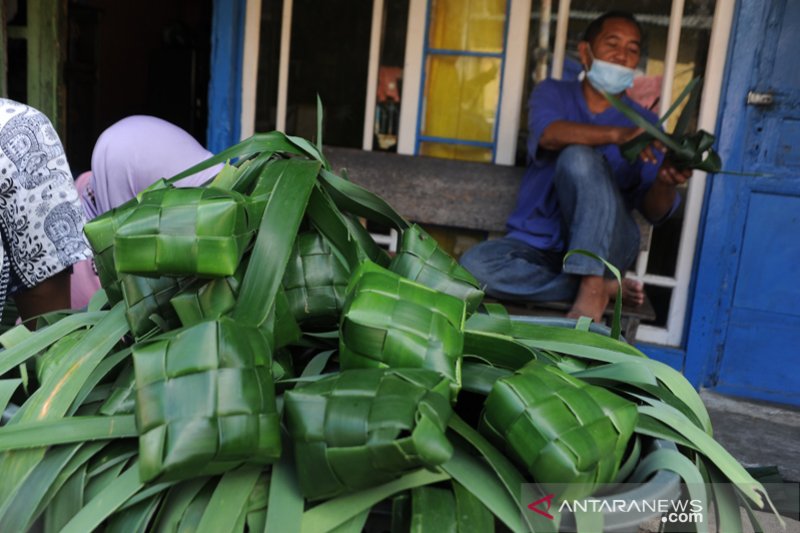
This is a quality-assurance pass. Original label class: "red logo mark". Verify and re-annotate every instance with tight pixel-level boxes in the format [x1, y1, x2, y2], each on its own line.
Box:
[528, 493, 556, 520]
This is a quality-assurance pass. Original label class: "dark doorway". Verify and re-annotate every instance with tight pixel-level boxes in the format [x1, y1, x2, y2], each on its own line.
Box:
[65, 0, 213, 175]
[286, 0, 373, 148]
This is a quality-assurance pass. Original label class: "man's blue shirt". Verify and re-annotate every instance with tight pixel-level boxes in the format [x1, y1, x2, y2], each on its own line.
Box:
[506, 79, 674, 251]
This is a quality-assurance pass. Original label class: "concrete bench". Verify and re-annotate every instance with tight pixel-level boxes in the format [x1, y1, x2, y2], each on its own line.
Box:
[326, 147, 655, 341]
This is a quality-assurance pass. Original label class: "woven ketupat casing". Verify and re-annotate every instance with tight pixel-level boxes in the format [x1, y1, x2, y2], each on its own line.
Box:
[284, 368, 453, 500]
[282, 232, 350, 329]
[121, 274, 186, 338]
[389, 224, 484, 315]
[114, 187, 255, 278]
[83, 204, 136, 305]
[170, 266, 301, 349]
[479, 360, 637, 500]
[339, 261, 465, 396]
[133, 318, 280, 483]
[84, 179, 171, 304]
[170, 268, 244, 327]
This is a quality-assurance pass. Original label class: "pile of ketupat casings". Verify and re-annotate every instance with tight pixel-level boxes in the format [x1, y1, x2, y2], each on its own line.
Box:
[0, 115, 783, 532]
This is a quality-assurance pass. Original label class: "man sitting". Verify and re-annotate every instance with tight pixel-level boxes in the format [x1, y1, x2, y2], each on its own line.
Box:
[460, 10, 691, 323]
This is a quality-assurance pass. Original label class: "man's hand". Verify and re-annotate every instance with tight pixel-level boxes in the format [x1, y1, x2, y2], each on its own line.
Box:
[641, 151, 693, 222]
[613, 128, 666, 165]
[656, 153, 693, 186]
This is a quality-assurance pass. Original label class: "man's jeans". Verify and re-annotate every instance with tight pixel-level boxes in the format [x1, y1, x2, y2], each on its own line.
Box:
[460, 145, 641, 301]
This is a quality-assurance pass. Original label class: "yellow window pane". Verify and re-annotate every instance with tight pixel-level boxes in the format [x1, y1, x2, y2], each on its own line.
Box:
[420, 142, 492, 163]
[422, 55, 500, 143]
[428, 0, 506, 53]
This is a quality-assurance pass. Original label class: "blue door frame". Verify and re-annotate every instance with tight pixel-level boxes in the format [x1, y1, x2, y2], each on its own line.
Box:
[207, 0, 247, 154]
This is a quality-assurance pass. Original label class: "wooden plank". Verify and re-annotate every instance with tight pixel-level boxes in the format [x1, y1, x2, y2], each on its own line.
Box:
[27, 0, 67, 136]
[0, 0, 6, 98]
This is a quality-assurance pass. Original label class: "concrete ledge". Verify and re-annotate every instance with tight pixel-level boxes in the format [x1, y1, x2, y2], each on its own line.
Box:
[325, 147, 522, 233]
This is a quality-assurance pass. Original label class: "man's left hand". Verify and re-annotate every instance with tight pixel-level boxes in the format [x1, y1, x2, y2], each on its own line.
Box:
[657, 156, 693, 186]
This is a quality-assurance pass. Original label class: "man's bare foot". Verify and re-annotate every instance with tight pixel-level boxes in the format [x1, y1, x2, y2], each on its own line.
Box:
[567, 275, 609, 323]
[606, 278, 645, 306]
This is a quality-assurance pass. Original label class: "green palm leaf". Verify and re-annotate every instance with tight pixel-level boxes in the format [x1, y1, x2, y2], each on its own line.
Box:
[605, 77, 722, 172]
[232, 159, 321, 328]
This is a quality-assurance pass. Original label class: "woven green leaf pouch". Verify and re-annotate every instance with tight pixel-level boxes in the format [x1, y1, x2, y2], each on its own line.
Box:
[121, 274, 187, 338]
[171, 264, 301, 348]
[284, 368, 453, 500]
[114, 187, 255, 278]
[262, 288, 303, 349]
[390, 224, 484, 315]
[339, 261, 465, 397]
[133, 318, 281, 483]
[84, 179, 171, 304]
[282, 231, 350, 329]
[170, 267, 245, 327]
[479, 360, 638, 500]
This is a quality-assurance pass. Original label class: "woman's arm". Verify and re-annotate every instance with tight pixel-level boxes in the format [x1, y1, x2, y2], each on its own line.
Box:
[14, 269, 72, 329]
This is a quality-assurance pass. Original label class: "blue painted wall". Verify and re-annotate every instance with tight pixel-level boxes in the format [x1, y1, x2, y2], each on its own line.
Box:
[207, 0, 247, 153]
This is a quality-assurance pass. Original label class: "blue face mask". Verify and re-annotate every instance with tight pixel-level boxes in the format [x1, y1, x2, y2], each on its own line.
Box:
[585, 46, 635, 95]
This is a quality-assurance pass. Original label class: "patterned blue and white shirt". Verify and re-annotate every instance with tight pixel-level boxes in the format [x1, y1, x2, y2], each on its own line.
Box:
[0, 99, 91, 315]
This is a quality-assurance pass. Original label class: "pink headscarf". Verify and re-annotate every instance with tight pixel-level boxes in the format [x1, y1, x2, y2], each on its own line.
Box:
[71, 171, 100, 309]
[84, 115, 222, 218]
[72, 116, 223, 308]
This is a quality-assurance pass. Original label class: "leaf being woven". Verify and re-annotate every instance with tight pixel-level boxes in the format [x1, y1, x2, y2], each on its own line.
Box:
[114, 187, 256, 278]
[339, 261, 465, 398]
[479, 360, 637, 500]
[284, 368, 453, 500]
[390, 224, 484, 315]
[133, 318, 280, 483]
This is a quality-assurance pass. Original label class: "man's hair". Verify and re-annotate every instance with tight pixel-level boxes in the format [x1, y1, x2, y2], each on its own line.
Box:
[581, 11, 643, 45]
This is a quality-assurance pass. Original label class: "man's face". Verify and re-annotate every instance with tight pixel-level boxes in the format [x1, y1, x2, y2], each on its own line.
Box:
[582, 18, 642, 70]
